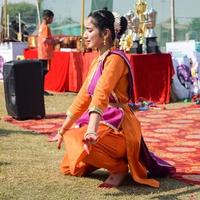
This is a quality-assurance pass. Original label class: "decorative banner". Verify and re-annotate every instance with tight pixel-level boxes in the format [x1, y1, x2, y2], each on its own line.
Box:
[0, 42, 27, 80]
[166, 40, 197, 60]
[91, 0, 113, 12]
[166, 40, 200, 100]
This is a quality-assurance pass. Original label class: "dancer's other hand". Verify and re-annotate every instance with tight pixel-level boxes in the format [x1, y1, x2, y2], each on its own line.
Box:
[82, 132, 97, 154]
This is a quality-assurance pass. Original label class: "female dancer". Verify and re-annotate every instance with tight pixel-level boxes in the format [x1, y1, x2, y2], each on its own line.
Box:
[57, 9, 175, 188]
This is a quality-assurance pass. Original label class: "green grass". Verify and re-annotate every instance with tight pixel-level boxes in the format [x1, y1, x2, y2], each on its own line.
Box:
[0, 82, 199, 200]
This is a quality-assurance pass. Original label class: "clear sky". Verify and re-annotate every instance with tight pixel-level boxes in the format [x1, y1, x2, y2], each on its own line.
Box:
[0, 0, 200, 24]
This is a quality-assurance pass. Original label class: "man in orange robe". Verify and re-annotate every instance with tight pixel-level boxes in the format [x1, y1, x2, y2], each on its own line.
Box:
[37, 9, 58, 95]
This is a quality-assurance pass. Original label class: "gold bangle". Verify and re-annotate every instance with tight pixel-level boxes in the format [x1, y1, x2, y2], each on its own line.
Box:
[58, 128, 67, 137]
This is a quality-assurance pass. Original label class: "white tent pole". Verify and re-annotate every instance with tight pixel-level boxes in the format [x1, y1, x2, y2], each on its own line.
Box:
[18, 12, 22, 41]
[80, 0, 85, 37]
[36, 0, 41, 25]
[7, 14, 9, 38]
[4, 0, 7, 38]
[80, 0, 85, 50]
[171, 0, 175, 42]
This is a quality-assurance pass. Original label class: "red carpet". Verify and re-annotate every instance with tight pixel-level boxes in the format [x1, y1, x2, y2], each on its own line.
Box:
[3, 105, 200, 185]
[3, 113, 66, 135]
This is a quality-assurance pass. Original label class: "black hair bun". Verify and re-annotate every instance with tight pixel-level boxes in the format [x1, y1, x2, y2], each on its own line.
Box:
[119, 16, 128, 36]
[113, 12, 128, 39]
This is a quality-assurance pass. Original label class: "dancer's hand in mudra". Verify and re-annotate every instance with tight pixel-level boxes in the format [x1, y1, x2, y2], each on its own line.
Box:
[83, 132, 97, 154]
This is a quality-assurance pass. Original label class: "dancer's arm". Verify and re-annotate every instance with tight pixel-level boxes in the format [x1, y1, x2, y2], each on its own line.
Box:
[83, 112, 101, 154]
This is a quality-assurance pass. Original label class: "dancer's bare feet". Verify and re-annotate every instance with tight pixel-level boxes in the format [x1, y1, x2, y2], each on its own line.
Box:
[98, 172, 127, 188]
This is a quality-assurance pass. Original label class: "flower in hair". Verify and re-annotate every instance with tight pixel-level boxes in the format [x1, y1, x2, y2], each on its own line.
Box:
[112, 12, 121, 33]
[119, 32, 133, 52]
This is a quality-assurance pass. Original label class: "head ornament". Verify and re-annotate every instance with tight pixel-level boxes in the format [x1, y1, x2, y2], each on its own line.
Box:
[112, 12, 121, 33]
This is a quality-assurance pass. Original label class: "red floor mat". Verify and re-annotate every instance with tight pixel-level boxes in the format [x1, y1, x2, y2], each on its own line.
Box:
[3, 105, 200, 185]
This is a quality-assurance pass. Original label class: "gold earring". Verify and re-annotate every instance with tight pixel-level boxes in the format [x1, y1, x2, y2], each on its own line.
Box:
[103, 38, 106, 46]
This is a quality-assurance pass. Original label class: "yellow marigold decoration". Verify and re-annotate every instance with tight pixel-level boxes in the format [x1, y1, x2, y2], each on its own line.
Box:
[119, 32, 133, 52]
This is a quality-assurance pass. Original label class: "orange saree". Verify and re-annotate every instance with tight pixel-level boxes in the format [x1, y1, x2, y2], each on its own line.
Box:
[60, 50, 174, 188]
